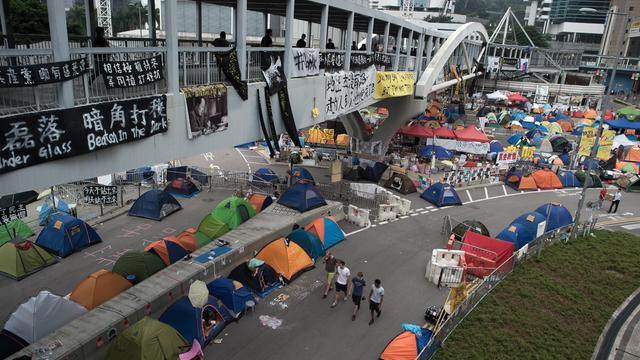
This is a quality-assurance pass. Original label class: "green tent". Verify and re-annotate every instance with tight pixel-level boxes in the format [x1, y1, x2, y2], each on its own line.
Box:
[574, 170, 603, 188]
[197, 214, 230, 240]
[0, 219, 34, 246]
[112, 251, 166, 282]
[194, 231, 212, 247]
[621, 163, 637, 174]
[617, 107, 640, 121]
[0, 241, 57, 280]
[211, 196, 256, 230]
[106, 317, 188, 360]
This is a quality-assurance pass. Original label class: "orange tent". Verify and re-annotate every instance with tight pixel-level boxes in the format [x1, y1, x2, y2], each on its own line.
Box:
[511, 124, 523, 130]
[164, 228, 199, 252]
[557, 120, 573, 132]
[624, 146, 640, 162]
[380, 331, 418, 360]
[617, 161, 640, 173]
[144, 239, 189, 266]
[518, 175, 538, 190]
[70, 269, 132, 310]
[583, 109, 598, 119]
[255, 238, 314, 281]
[531, 169, 563, 189]
[247, 193, 273, 213]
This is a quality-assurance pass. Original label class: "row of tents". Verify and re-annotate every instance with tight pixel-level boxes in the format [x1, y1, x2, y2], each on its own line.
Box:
[505, 168, 591, 191]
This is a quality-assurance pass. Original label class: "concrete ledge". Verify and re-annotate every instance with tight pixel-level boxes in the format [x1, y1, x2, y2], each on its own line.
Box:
[13, 201, 344, 360]
[592, 287, 640, 360]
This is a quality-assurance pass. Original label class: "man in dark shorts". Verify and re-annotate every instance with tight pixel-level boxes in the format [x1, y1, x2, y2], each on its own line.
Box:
[331, 260, 350, 308]
[350, 272, 366, 321]
[322, 252, 337, 298]
[368, 279, 384, 325]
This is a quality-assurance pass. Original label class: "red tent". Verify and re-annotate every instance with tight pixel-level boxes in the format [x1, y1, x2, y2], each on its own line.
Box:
[398, 124, 434, 138]
[454, 127, 489, 142]
[432, 127, 455, 138]
[461, 231, 514, 278]
[507, 93, 528, 102]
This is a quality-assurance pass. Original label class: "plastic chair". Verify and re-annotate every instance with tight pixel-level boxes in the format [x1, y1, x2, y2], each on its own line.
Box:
[179, 340, 204, 360]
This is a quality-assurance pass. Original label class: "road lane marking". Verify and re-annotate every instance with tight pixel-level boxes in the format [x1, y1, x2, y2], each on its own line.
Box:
[235, 148, 252, 172]
[622, 224, 640, 230]
[484, 187, 489, 199]
[411, 213, 420, 216]
[421, 210, 430, 214]
[502, 185, 508, 196]
[466, 190, 473, 202]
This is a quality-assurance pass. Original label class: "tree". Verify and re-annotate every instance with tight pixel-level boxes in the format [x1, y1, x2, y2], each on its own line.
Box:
[66, 3, 87, 36]
[112, 3, 149, 35]
[8, 0, 49, 36]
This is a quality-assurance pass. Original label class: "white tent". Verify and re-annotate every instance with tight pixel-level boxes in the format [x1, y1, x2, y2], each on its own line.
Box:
[4, 291, 87, 343]
[612, 134, 638, 150]
[486, 91, 507, 101]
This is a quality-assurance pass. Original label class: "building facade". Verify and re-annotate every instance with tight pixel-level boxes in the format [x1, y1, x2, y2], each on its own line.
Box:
[600, 0, 640, 58]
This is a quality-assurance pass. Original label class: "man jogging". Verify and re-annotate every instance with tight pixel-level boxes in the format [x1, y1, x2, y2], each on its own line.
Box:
[608, 189, 622, 214]
[331, 261, 350, 308]
[368, 279, 384, 325]
[322, 253, 337, 299]
[350, 272, 366, 321]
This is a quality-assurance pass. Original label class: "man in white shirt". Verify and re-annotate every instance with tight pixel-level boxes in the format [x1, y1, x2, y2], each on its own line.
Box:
[330, 260, 350, 308]
[368, 279, 384, 325]
[608, 190, 622, 214]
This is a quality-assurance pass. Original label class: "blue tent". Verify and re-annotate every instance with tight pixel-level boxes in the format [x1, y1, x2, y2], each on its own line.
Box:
[159, 296, 232, 346]
[607, 117, 640, 130]
[166, 166, 209, 185]
[128, 190, 181, 221]
[535, 203, 573, 232]
[555, 113, 568, 120]
[522, 122, 537, 130]
[559, 153, 570, 165]
[507, 133, 523, 145]
[417, 145, 453, 160]
[35, 213, 101, 257]
[277, 182, 327, 212]
[290, 167, 315, 185]
[420, 183, 462, 207]
[39, 198, 70, 226]
[512, 112, 525, 121]
[206, 278, 255, 318]
[253, 168, 280, 184]
[572, 126, 584, 136]
[504, 168, 524, 190]
[489, 141, 504, 153]
[582, 159, 600, 171]
[305, 217, 345, 250]
[286, 229, 325, 261]
[526, 129, 545, 139]
[496, 211, 546, 249]
[534, 114, 544, 123]
[363, 162, 389, 182]
[558, 171, 581, 188]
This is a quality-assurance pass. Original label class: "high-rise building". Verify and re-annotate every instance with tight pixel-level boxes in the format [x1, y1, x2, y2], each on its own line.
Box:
[600, 0, 640, 58]
[549, 0, 609, 23]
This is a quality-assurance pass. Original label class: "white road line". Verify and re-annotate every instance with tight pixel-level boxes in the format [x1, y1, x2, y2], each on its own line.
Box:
[502, 185, 508, 196]
[371, 224, 377, 228]
[416, 208, 424, 211]
[344, 223, 372, 237]
[247, 161, 269, 165]
[379, 221, 389, 225]
[466, 190, 473, 202]
[235, 148, 252, 172]
[484, 187, 489, 199]
[622, 224, 640, 230]
[431, 208, 440, 212]
[410, 213, 420, 217]
[400, 215, 409, 219]
[421, 210, 430, 214]
[427, 206, 434, 209]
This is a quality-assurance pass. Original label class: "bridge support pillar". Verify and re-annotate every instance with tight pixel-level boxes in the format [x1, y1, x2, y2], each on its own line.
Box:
[47, 0, 74, 108]
[344, 11, 354, 71]
[319, 4, 329, 50]
[383, 21, 390, 56]
[236, 0, 248, 80]
[415, 33, 424, 78]
[406, 30, 413, 70]
[393, 26, 402, 71]
[165, 0, 179, 93]
[425, 35, 433, 64]
[366, 17, 374, 52]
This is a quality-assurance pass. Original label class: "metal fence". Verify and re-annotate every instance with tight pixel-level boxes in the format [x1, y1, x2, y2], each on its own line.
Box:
[247, 48, 285, 82]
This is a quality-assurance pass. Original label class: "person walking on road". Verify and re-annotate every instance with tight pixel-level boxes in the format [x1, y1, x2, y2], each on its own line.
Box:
[350, 272, 366, 321]
[368, 279, 384, 325]
[322, 253, 337, 299]
[598, 188, 607, 210]
[608, 190, 622, 214]
[331, 261, 350, 308]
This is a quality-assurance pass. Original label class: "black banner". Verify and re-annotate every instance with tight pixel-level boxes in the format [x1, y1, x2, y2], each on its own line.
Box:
[256, 89, 275, 157]
[320, 52, 345, 69]
[320, 52, 393, 70]
[373, 52, 393, 67]
[215, 48, 248, 101]
[277, 87, 301, 148]
[350, 53, 374, 70]
[264, 87, 280, 152]
[0, 203, 27, 225]
[261, 57, 287, 96]
[0, 95, 167, 174]
[0, 58, 89, 88]
[83, 185, 118, 205]
[101, 55, 164, 88]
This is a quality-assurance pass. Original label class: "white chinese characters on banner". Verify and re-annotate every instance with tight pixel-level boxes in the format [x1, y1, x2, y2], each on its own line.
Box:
[535, 84, 549, 104]
[325, 66, 376, 119]
[290, 48, 320, 78]
[426, 138, 490, 155]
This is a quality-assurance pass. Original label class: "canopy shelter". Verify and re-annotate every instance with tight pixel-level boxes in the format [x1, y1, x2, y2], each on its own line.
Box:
[454, 127, 489, 142]
[398, 123, 434, 138]
[574, 170, 603, 188]
[70, 269, 132, 310]
[0, 330, 28, 360]
[558, 171, 581, 188]
[287, 229, 325, 261]
[305, 217, 345, 249]
[38, 197, 70, 226]
[417, 145, 453, 160]
[451, 220, 490, 239]
[363, 162, 389, 183]
[432, 126, 456, 138]
[255, 238, 314, 282]
[252, 168, 280, 185]
[228, 262, 282, 297]
[278, 182, 327, 212]
[380, 326, 432, 360]
[497, 211, 546, 250]
[106, 317, 188, 360]
[198, 214, 230, 241]
[290, 166, 316, 185]
[612, 134, 637, 150]
[212, 196, 256, 230]
[247, 193, 273, 213]
[159, 295, 232, 346]
[164, 178, 201, 198]
[144, 239, 189, 266]
[421, 183, 462, 207]
[0, 241, 57, 280]
[531, 169, 563, 189]
[206, 278, 255, 318]
[534, 203, 573, 232]
[617, 174, 640, 192]
[507, 93, 528, 103]
[4, 290, 87, 344]
[0, 219, 34, 246]
[461, 231, 514, 278]
[166, 166, 209, 186]
[0, 190, 38, 209]
[112, 251, 166, 282]
[35, 213, 101, 258]
[607, 118, 640, 130]
[384, 172, 417, 194]
[128, 190, 181, 221]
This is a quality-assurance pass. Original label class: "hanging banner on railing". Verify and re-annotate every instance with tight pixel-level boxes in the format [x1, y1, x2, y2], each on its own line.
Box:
[290, 48, 320, 78]
[320, 52, 392, 70]
[215, 48, 248, 101]
[0, 95, 167, 174]
[350, 53, 374, 70]
[83, 185, 118, 205]
[374, 71, 415, 99]
[325, 66, 376, 119]
[277, 87, 302, 147]
[182, 84, 229, 139]
[426, 138, 490, 155]
[0, 57, 89, 88]
[319, 52, 345, 69]
[0, 203, 27, 225]
[101, 54, 163, 88]
[373, 53, 393, 67]
[262, 57, 287, 95]
[534, 84, 549, 104]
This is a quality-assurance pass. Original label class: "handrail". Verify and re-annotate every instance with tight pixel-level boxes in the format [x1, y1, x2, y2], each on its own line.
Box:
[69, 47, 165, 54]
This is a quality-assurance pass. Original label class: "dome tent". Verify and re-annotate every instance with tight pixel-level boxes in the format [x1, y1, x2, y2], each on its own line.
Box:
[112, 251, 166, 282]
[534, 203, 573, 232]
[255, 238, 314, 282]
[70, 269, 132, 310]
[158, 295, 232, 346]
[0, 241, 57, 280]
[212, 196, 256, 230]
[451, 220, 490, 239]
[105, 317, 187, 360]
[0, 219, 34, 246]
[35, 213, 102, 258]
[128, 190, 181, 221]
[206, 277, 255, 318]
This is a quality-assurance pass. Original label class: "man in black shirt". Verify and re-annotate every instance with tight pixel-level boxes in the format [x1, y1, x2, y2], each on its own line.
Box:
[351, 41, 357, 50]
[90, 27, 109, 84]
[296, 34, 306, 48]
[261, 29, 273, 47]
[212, 31, 229, 47]
[260, 29, 274, 70]
[326, 39, 335, 49]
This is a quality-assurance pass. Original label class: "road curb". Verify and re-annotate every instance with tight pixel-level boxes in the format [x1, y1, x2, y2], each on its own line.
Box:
[592, 287, 640, 360]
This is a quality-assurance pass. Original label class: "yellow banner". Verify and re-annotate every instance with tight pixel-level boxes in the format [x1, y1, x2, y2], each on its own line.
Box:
[596, 129, 615, 160]
[578, 127, 596, 157]
[521, 146, 535, 159]
[374, 72, 415, 99]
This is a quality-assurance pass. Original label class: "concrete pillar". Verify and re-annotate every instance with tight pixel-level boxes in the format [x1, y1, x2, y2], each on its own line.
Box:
[47, 0, 74, 108]
[148, 0, 157, 45]
[383, 22, 390, 53]
[393, 26, 402, 71]
[1, 0, 14, 49]
[406, 30, 413, 70]
[344, 11, 354, 71]
[307, 21, 312, 47]
[283, 0, 295, 76]
[415, 33, 424, 77]
[165, 0, 179, 93]
[425, 35, 433, 63]
[196, 0, 203, 46]
[84, 0, 93, 38]
[236, 0, 247, 79]
[366, 17, 374, 52]
[319, 4, 329, 50]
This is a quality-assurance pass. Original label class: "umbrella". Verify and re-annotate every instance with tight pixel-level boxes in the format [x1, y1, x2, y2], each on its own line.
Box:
[188, 280, 209, 308]
[508, 93, 528, 102]
[248, 258, 264, 269]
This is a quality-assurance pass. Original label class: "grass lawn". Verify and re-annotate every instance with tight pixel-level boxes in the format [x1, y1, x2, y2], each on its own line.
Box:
[434, 230, 640, 360]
